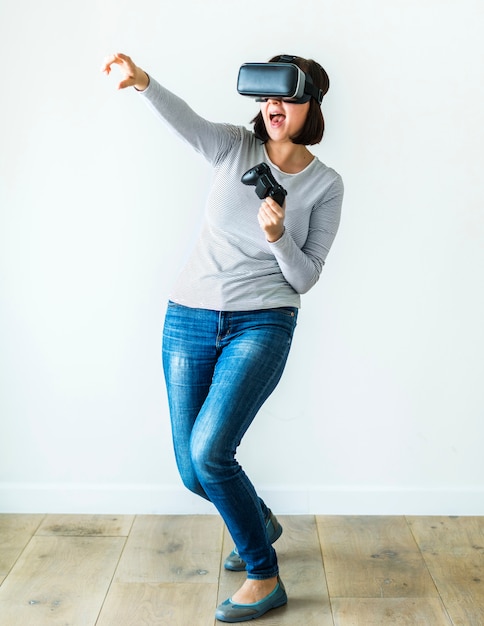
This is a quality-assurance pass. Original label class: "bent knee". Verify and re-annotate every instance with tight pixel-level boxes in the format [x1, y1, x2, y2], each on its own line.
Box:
[190, 439, 235, 483]
[180, 470, 207, 498]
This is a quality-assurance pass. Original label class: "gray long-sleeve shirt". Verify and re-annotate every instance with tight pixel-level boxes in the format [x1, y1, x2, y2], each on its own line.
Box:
[140, 77, 343, 311]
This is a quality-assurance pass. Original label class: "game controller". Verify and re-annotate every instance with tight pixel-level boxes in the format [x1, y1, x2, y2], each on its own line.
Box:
[241, 162, 287, 207]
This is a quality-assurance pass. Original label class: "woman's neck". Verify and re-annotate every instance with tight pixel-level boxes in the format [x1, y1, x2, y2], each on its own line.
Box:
[265, 141, 314, 174]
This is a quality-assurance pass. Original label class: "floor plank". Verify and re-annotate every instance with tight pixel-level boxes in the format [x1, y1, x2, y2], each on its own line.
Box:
[97, 582, 218, 626]
[0, 535, 125, 626]
[35, 513, 134, 537]
[115, 514, 223, 584]
[331, 597, 453, 625]
[408, 516, 484, 626]
[317, 516, 438, 598]
[0, 514, 44, 584]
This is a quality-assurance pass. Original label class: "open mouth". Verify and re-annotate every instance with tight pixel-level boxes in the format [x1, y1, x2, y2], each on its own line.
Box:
[269, 112, 286, 127]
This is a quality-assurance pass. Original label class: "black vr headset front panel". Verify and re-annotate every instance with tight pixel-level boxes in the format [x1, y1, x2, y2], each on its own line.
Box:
[237, 63, 306, 101]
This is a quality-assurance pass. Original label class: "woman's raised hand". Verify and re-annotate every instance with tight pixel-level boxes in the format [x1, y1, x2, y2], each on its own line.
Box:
[101, 53, 149, 91]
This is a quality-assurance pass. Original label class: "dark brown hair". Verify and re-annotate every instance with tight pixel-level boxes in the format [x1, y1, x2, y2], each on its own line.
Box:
[252, 55, 330, 146]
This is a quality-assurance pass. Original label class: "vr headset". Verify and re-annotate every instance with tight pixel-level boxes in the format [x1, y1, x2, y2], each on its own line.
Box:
[237, 55, 323, 105]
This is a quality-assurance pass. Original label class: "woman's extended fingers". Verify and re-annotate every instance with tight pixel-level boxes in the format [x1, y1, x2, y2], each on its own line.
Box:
[101, 53, 126, 74]
[101, 53, 138, 89]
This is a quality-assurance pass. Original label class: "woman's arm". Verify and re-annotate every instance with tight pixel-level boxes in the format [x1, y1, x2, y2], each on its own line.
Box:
[102, 52, 240, 166]
[268, 176, 344, 294]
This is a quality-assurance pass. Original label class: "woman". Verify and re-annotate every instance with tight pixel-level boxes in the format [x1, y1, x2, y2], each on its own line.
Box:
[102, 52, 343, 623]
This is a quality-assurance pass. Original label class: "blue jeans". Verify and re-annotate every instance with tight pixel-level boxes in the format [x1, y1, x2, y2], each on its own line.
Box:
[162, 301, 298, 580]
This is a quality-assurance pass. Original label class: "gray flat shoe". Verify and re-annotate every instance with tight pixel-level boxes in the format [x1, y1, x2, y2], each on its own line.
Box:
[215, 576, 287, 622]
[223, 509, 283, 572]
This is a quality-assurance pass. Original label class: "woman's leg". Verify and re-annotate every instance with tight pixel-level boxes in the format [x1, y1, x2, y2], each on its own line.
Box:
[162, 302, 219, 500]
[162, 302, 298, 580]
[162, 303, 275, 517]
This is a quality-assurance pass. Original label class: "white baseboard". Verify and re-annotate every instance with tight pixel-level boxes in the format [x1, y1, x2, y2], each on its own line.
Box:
[1, 483, 483, 516]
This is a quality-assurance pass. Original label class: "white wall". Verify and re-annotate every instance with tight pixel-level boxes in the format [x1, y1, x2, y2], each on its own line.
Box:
[1, 0, 483, 515]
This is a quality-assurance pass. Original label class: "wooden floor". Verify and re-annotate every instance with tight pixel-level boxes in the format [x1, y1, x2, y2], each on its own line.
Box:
[0, 514, 483, 625]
